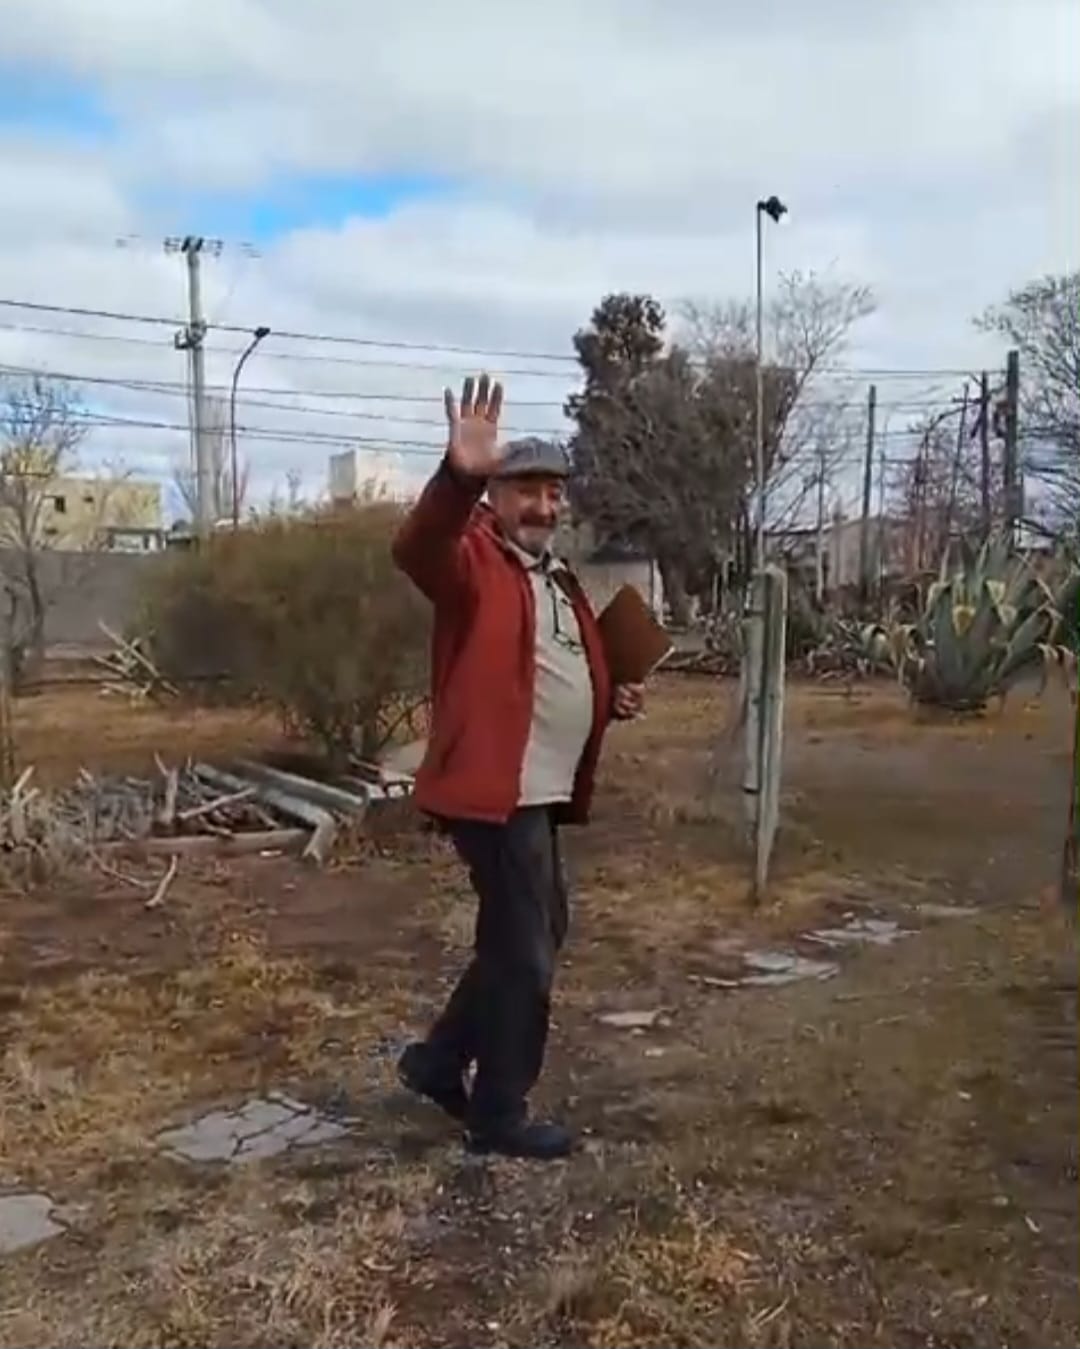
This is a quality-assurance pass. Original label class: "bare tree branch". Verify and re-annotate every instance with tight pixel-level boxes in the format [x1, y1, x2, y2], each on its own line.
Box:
[978, 272, 1080, 534]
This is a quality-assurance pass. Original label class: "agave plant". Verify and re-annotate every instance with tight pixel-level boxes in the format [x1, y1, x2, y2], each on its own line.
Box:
[900, 535, 1078, 711]
[1054, 565, 1080, 654]
[804, 616, 901, 681]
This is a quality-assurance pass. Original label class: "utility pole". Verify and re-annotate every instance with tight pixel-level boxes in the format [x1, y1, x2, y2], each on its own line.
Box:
[979, 371, 992, 538]
[943, 382, 969, 554]
[875, 434, 889, 601]
[1003, 348, 1020, 546]
[167, 235, 223, 542]
[914, 433, 928, 573]
[857, 383, 877, 598]
[814, 443, 828, 604]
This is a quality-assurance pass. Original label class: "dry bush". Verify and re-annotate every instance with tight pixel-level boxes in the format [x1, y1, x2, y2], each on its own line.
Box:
[139, 503, 429, 766]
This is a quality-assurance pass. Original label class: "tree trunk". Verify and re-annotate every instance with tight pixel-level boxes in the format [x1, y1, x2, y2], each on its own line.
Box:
[20, 568, 47, 690]
[657, 551, 692, 627]
[1063, 692, 1079, 918]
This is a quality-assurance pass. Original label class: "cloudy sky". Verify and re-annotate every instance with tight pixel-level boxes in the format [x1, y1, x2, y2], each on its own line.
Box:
[0, 0, 1075, 520]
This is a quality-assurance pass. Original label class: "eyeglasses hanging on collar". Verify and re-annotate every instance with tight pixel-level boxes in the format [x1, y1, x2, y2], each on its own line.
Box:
[538, 561, 583, 654]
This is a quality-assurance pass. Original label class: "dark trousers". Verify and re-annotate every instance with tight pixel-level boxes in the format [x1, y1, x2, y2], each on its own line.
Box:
[424, 806, 568, 1130]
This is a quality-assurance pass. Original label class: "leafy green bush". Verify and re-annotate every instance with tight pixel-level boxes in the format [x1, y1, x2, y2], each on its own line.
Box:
[139, 502, 429, 765]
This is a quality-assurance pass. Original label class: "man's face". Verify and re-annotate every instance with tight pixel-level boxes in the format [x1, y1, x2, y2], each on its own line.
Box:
[489, 474, 567, 556]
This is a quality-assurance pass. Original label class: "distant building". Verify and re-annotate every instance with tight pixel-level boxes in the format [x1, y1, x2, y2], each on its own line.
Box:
[767, 515, 912, 592]
[35, 476, 164, 553]
[329, 450, 358, 505]
[557, 519, 664, 619]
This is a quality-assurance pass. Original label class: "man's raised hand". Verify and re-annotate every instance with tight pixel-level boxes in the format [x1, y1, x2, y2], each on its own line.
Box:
[445, 373, 504, 478]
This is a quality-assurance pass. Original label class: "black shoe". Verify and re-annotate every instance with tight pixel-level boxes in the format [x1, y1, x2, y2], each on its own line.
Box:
[466, 1119, 576, 1161]
[397, 1042, 468, 1122]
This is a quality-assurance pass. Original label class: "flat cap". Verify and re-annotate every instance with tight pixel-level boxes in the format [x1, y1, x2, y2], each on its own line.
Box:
[493, 437, 570, 480]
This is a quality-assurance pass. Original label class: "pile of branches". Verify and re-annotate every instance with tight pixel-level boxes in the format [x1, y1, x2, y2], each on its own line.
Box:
[0, 760, 299, 878]
[93, 623, 179, 702]
[61, 758, 295, 842]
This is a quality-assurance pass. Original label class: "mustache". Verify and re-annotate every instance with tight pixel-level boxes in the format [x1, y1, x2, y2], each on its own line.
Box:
[519, 514, 556, 529]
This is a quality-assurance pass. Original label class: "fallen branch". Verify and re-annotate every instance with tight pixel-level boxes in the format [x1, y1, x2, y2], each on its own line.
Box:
[176, 786, 254, 823]
[145, 854, 179, 909]
[97, 621, 181, 700]
[103, 828, 309, 859]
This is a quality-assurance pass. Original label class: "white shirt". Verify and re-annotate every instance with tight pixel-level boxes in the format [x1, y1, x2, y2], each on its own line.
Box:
[508, 545, 595, 807]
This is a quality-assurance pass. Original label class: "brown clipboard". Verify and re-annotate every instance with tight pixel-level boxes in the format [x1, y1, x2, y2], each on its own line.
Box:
[596, 585, 674, 685]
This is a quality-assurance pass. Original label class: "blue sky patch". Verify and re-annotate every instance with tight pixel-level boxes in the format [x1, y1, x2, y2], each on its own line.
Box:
[0, 67, 115, 139]
[138, 171, 454, 243]
[0, 63, 449, 242]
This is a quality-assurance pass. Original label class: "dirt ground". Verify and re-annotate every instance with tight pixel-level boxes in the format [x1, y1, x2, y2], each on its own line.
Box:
[0, 678, 1076, 1348]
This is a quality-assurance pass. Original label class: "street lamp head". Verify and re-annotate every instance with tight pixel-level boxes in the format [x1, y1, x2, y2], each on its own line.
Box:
[253, 326, 271, 341]
[757, 195, 788, 223]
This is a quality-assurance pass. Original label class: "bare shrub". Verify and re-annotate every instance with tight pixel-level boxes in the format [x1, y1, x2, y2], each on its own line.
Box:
[139, 501, 429, 767]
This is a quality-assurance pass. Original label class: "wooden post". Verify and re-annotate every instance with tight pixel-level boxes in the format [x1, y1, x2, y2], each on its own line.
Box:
[979, 371, 992, 537]
[814, 444, 828, 604]
[857, 383, 877, 599]
[1063, 690, 1079, 920]
[743, 564, 787, 903]
[943, 382, 969, 557]
[1003, 349, 1020, 545]
[0, 629, 15, 792]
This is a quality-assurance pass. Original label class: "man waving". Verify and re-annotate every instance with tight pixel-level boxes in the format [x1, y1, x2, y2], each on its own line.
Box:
[391, 373, 643, 1160]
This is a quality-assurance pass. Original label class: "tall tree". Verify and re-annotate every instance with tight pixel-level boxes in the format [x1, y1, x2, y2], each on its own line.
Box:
[978, 272, 1080, 534]
[681, 272, 876, 559]
[566, 295, 742, 622]
[566, 277, 874, 621]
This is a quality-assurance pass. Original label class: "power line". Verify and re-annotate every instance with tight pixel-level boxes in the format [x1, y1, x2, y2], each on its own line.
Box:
[0, 297, 995, 380]
[60, 408, 940, 470]
[0, 298, 179, 329]
[0, 297, 580, 367]
[0, 357, 965, 422]
[0, 358, 967, 443]
[64, 408, 446, 457]
[0, 361, 562, 437]
[0, 324, 573, 404]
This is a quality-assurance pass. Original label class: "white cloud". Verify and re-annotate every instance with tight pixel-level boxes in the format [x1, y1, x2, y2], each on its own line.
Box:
[0, 0, 1075, 513]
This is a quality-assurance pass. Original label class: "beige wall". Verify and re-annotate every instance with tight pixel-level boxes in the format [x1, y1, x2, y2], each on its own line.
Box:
[575, 557, 664, 619]
[37, 477, 162, 552]
[827, 517, 910, 588]
[556, 519, 664, 618]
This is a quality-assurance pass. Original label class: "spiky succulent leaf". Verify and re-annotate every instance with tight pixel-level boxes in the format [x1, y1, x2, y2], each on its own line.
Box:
[904, 542, 1079, 711]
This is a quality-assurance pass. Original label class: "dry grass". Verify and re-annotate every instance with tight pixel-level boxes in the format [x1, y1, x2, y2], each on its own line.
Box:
[0, 934, 415, 1187]
[528, 1199, 766, 1348]
[0, 676, 1075, 1348]
[11, 686, 284, 786]
[0, 928, 443, 1347]
[2, 1166, 429, 1348]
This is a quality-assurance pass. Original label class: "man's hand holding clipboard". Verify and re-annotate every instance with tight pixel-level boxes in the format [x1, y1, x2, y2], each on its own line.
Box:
[597, 585, 674, 720]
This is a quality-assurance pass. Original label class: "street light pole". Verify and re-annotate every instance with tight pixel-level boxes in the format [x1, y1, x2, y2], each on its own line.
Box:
[754, 195, 788, 574]
[229, 325, 270, 529]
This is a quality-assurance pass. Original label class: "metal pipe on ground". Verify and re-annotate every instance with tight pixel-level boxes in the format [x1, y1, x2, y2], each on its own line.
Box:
[232, 759, 370, 816]
[194, 764, 337, 865]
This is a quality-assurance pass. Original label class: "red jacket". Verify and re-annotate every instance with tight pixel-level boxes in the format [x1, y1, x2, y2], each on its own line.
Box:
[392, 459, 612, 824]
